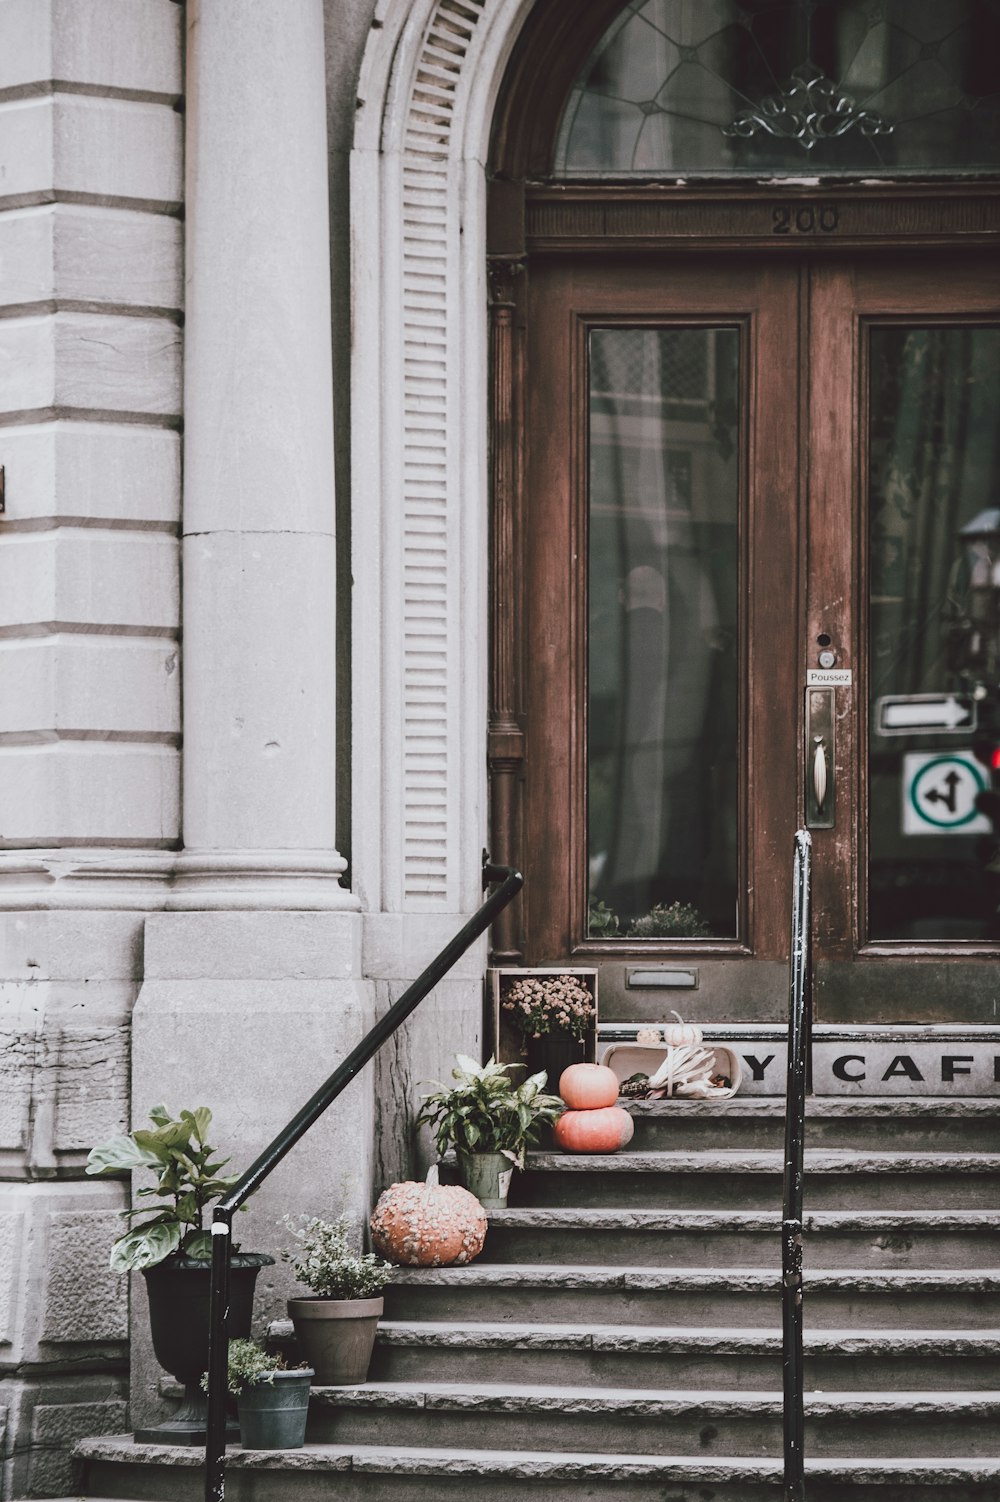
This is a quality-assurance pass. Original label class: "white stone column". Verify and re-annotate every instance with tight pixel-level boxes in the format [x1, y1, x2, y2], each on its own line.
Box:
[130, 1, 370, 1433]
[174, 0, 353, 908]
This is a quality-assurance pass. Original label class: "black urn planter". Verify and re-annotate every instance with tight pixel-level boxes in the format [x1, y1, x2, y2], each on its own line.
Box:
[524, 1033, 585, 1089]
[135, 1251, 275, 1445]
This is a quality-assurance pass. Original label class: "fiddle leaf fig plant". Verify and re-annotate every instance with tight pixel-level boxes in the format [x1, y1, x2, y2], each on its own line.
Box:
[87, 1105, 242, 1273]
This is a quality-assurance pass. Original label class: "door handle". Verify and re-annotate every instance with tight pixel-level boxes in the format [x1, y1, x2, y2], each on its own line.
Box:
[805, 688, 835, 829]
[812, 736, 828, 811]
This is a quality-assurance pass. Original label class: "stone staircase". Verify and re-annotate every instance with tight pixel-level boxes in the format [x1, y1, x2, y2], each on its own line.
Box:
[74, 1095, 1000, 1500]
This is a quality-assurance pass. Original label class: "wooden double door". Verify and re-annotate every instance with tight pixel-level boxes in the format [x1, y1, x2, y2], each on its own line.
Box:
[514, 248, 1000, 1020]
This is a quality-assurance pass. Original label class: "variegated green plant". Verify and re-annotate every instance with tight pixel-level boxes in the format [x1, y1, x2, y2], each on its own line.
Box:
[86, 1105, 241, 1272]
[415, 1054, 564, 1171]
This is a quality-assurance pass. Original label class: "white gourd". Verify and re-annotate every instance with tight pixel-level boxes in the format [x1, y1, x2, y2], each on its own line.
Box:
[660, 1010, 703, 1048]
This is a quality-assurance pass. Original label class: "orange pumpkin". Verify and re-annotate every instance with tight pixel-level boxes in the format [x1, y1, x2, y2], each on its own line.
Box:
[559, 1062, 620, 1110]
[553, 1105, 634, 1154]
[369, 1180, 487, 1266]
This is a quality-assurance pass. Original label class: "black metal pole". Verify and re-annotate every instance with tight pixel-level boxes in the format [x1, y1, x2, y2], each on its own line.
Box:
[201, 859, 522, 1502]
[783, 828, 811, 1502]
[205, 1207, 233, 1502]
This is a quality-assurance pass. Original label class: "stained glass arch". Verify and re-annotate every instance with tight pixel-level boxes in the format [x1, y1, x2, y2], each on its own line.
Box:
[554, 0, 1000, 178]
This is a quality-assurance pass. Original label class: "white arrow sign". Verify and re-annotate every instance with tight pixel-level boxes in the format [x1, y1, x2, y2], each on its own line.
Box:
[877, 694, 976, 736]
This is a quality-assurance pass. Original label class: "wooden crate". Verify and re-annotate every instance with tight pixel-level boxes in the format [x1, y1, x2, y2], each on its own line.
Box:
[488, 967, 599, 1068]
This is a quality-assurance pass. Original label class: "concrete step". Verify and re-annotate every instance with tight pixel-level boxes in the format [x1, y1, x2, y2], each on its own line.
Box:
[483, 1207, 1000, 1268]
[73, 1435, 1000, 1502]
[307, 1381, 1000, 1458]
[513, 1150, 1000, 1209]
[383, 1264, 1000, 1328]
[622, 1097, 1000, 1152]
[369, 1321, 1000, 1391]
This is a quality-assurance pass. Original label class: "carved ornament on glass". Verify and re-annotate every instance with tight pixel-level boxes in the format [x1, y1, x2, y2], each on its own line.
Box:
[724, 64, 894, 153]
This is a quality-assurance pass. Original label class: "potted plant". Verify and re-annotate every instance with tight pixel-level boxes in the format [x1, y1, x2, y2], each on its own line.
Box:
[627, 900, 712, 938]
[498, 970, 598, 1083]
[201, 1338, 313, 1450]
[281, 1214, 392, 1385]
[415, 1054, 564, 1209]
[86, 1105, 273, 1444]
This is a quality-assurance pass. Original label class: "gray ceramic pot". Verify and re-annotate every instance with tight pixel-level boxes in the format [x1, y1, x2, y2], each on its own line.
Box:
[237, 1367, 313, 1449]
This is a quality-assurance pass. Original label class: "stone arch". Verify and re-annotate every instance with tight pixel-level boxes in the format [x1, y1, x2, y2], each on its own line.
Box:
[350, 0, 535, 918]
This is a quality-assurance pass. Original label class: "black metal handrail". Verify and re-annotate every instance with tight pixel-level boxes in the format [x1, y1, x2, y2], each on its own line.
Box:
[783, 828, 813, 1501]
[203, 858, 523, 1502]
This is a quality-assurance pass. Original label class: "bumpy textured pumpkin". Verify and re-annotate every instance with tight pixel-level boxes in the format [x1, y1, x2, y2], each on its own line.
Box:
[553, 1105, 634, 1154]
[559, 1062, 620, 1111]
[369, 1180, 487, 1267]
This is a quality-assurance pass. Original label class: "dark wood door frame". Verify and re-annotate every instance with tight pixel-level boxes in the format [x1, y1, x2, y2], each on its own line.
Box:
[487, 224, 1000, 1018]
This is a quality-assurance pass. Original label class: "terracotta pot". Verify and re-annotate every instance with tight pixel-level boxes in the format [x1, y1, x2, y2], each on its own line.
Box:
[287, 1297, 383, 1385]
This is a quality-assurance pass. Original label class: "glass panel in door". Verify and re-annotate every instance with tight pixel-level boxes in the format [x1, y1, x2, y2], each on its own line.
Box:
[587, 326, 740, 940]
[868, 325, 1000, 941]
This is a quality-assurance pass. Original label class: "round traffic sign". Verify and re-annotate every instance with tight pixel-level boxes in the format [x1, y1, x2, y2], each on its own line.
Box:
[907, 753, 988, 831]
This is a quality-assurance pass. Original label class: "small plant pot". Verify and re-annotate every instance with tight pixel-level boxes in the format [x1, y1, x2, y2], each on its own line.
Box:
[287, 1297, 383, 1385]
[237, 1368, 313, 1450]
[457, 1150, 514, 1211]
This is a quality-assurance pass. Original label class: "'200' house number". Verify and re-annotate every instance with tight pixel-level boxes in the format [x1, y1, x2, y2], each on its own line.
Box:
[771, 203, 841, 234]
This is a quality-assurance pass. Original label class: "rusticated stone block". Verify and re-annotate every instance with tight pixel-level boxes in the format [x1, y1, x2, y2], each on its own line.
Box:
[0, 1182, 127, 1366]
[0, 744, 181, 848]
[28, 1394, 128, 1498]
[0, 636, 181, 739]
[0, 529, 178, 633]
[0, 204, 183, 314]
[0, 421, 180, 527]
[0, 95, 182, 208]
[0, 0, 181, 98]
[0, 1212, 25, 1345]
[42, 1210, 127, 1344]
[0, 967, 134, 1176]
[51, 1025, 129, 1154]
[0, 1014, 37, 1156]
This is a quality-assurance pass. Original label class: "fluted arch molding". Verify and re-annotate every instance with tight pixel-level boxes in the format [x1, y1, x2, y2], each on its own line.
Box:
[350, 0, 535, 918]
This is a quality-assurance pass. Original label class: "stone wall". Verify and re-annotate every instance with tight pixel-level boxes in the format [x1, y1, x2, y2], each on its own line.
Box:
[0, 3, 184, 1492]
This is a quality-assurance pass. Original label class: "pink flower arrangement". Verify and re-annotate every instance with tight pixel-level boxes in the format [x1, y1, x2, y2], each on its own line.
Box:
[502, 973, 596, 1041]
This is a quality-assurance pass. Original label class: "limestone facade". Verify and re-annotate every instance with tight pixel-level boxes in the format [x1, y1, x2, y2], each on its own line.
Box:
[0, 0, 517, 1490]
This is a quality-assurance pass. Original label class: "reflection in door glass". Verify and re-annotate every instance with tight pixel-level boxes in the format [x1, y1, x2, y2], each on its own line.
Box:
[869, 327, 1000, 940]
[587, 327, 739, 940]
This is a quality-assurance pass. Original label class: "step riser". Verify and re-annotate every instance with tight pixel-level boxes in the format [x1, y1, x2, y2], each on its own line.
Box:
[369, 1345, 1000, 1391]
[77, 1458, 1000, 1502]
[627, 1119, 1000, 1152]
[483, 1226, 1000, 1269]
[383, 1287, 996, 1328]
[514, 1170, 1000, 1209]
[308, 1405, 1000, 1458]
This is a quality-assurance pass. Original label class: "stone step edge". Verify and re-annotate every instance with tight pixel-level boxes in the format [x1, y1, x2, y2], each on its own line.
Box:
[372, 1321, 1000, 1353]
[71, 1435, 1000, 1482]
[601, 1026, 1000, 1042]
[487, 1207, 1000, 1229]
[310, 1381, 1000, 1415]
[386, 1265, 1000, 1291]
[621, 1096, 1000, 1117]
[525, 1149, 1000, 1172]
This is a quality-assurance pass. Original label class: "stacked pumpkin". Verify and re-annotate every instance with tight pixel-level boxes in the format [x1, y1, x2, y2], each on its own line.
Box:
[552, 1063, 634, 1153]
